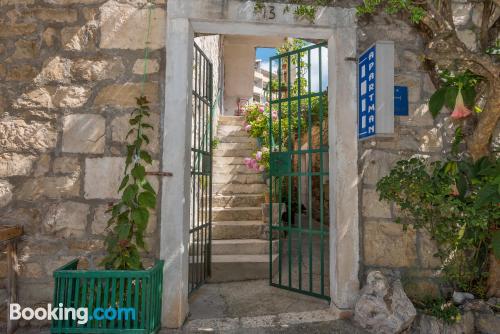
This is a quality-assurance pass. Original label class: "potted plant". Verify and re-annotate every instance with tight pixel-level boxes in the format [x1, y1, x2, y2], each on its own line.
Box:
[51, 96, 164, 334]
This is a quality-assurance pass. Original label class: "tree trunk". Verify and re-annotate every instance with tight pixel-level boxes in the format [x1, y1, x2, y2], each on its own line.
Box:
[467, 82, 500, 160]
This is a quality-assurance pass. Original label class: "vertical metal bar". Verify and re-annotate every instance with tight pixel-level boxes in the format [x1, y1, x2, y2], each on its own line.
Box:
[208, 61, 213, 278]
[118, 277, 124, 329]
[277, 57, 283, 287]
[307, 49, 314, 293]
[297, 50, 303, 291]
[286, 54, 292, 289]
[318, 46, 325, 297]
[194, 47, 203, 288]
[102, 278, 109, 329]
[190, 47, 198, 293]
[109, 278, 116, 329]
[95, 278, 102, 328]
[269, 58, 274, 286]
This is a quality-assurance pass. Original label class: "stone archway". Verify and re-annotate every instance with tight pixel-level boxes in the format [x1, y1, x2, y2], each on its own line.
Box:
[160, 0, 360, 328]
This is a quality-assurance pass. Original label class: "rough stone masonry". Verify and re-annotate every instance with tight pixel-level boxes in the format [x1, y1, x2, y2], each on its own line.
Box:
[0, 0, 497, 329]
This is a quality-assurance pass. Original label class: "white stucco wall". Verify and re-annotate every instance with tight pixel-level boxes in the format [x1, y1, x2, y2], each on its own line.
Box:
[223, 35, 286, 115]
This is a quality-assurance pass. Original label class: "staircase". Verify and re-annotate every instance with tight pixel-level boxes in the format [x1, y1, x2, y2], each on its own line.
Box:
[210, 115, 278, 282]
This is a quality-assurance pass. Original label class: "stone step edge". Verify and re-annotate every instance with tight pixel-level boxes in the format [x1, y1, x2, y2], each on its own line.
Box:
[178, 309, 337, 333]
[212, 206, 262, 211]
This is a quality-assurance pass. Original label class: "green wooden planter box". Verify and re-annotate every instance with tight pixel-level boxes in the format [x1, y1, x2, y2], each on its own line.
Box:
[51, 259, 164, 334]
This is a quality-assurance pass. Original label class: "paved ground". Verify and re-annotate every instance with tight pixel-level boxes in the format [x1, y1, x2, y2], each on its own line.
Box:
[188, 279, 329, 320]
[159, 279, 366, 333]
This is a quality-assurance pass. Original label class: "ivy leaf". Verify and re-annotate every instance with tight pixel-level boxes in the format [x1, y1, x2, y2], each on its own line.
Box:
[492, 230, 500, 260]
[138, 191, 156, 209]
[429, 87, 447, 118]
[142, 134, 150, 145]
[140, 151, 152, 164]
[117, 222, 131, 240]
[132, 208, 149, 229]
[129, 115, 141, 125]
[132, 164, 146, 180]
[444, 86, 459, 109]
[125, 128, 135, 140]
[123, 184, 138, 204]
[143, 181, 156, 194]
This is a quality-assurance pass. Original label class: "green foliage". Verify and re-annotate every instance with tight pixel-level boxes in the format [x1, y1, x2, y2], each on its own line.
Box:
[357, 0, 425, 23]
[428, 70, 482, 118]
[417, 298, 462, 324]
[101, 96, 157, 270]
[211, 137, 220, 150]
[376, 152, 500, 294]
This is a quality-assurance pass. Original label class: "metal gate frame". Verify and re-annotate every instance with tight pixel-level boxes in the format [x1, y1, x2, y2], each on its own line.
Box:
[268, 42, 330, 301]
[188, 42, 213, 294]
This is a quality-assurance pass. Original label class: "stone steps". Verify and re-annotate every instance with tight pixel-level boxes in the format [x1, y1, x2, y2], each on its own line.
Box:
[213, 183, 267, 195]
[212, 206, 262, 221]
[209, 254, 278, 282]
[213, 194, 264, 208]
[213, 156, 246, 166]
[211, 239, 277, 255]
[218, 116, 245, 125]
[208, 117, 275, 282]
[212, 164, 260, 175]
[218, 136, 256, 144]
[217, 125, 248, 138]
[216, 142, 256, 150]
[213, 148, 254, 157]
[213, 173, 263, 184]
[211, 221, 263, 239]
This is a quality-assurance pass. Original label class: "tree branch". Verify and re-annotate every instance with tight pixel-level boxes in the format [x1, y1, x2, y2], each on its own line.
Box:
[480, 0, 494, 51]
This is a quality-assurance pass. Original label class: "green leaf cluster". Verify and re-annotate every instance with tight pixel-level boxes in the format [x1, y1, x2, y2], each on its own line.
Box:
[356, 0, 426, 23]
[101, 96, 157, 270]
[428, 70, 482, 118]
[376, 155, 500, 295]
[417, 298, 462, 324]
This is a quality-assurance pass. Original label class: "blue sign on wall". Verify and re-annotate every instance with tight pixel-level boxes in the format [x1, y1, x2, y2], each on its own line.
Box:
[358, 46, 376, 140]
[394, 86, 409, 116]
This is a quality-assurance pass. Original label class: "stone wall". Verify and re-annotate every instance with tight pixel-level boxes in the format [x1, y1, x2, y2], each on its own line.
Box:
[0, 1, 166, 323]
[0, 0, 223, 328]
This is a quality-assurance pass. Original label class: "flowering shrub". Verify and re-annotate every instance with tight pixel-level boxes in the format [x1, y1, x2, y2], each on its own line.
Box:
[377, 154, 500, 295]
[428, 70, 482, 119]
[242, 103, 274, 172]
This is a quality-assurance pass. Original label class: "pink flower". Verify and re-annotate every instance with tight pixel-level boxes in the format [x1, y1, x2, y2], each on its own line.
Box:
[250, 159, 258, 170]
[271, 110, 278, 120]
[255, 151, 262, 161]
[244, 124, 252, 131]
[451, 90, 472, 119]
[244, 157, 252, 167]
[259, 106, 265, 113]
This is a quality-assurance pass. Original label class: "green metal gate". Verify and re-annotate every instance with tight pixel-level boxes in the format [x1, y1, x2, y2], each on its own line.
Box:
[268, 42, 330, 300]
[189, 43, 213, 294]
